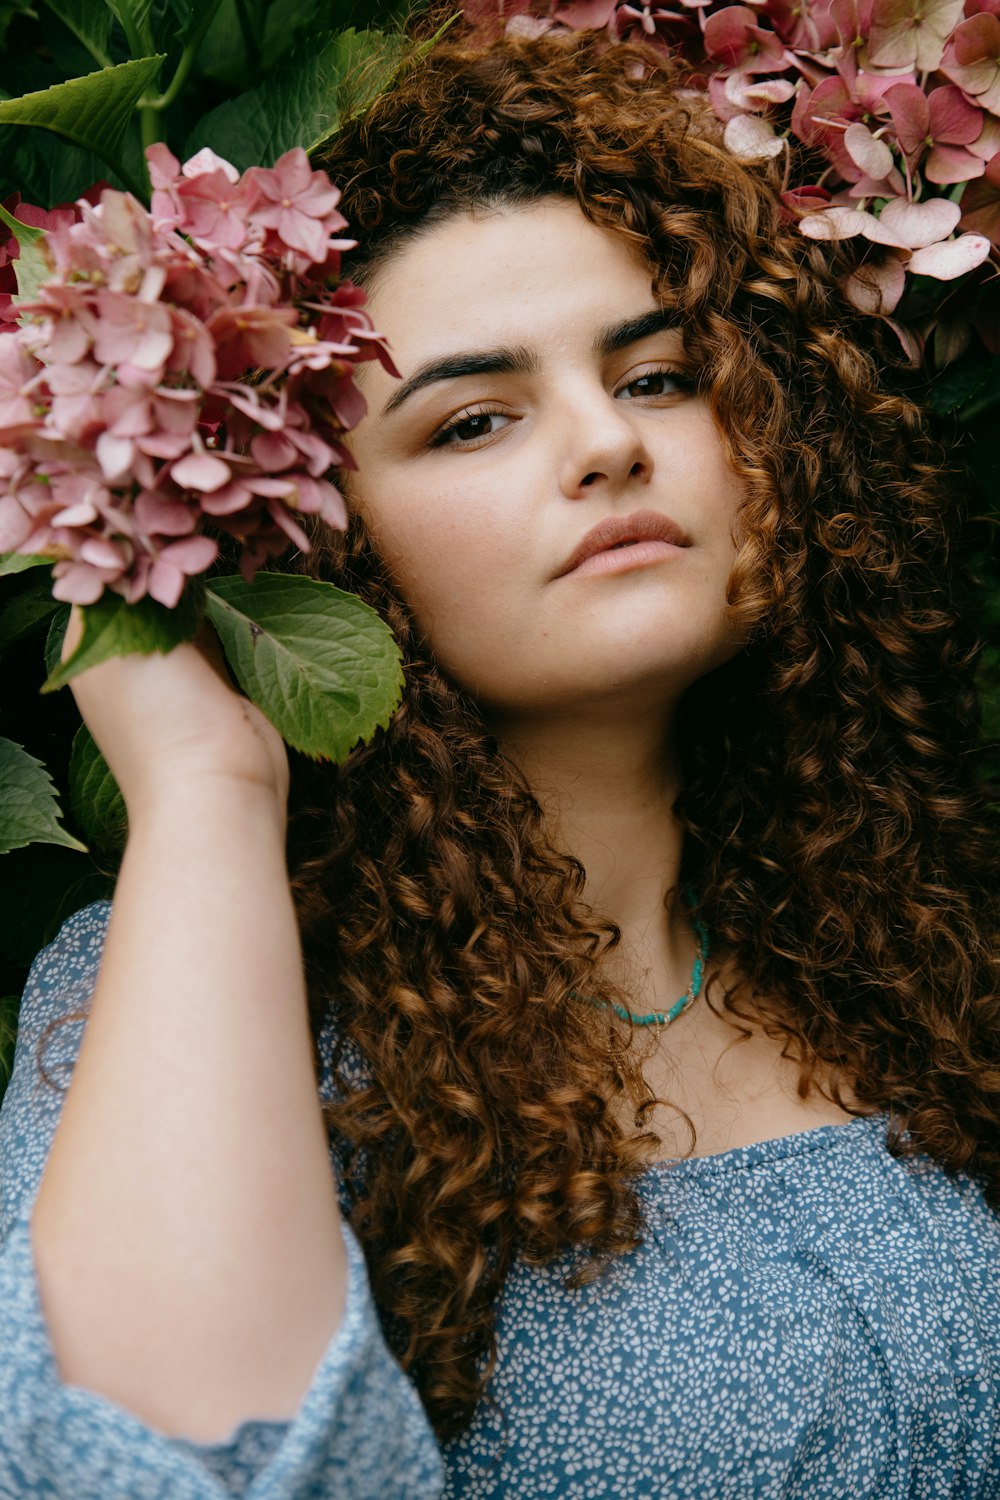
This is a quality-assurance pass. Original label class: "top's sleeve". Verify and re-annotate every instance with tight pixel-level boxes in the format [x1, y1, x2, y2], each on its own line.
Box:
[0, 902, 445, 1500]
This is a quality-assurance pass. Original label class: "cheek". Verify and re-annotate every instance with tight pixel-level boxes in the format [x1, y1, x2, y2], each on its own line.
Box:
[358, 487, 526, 671]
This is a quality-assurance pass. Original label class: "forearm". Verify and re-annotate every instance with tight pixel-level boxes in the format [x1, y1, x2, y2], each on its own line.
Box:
[30, 781, 346, 1444]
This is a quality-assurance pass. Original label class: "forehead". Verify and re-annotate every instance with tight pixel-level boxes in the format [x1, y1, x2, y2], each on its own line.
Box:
[360, 196, 657, 365]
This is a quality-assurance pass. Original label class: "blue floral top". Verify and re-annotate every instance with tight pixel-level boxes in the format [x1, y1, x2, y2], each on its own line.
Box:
[1, 901, 998, 1498]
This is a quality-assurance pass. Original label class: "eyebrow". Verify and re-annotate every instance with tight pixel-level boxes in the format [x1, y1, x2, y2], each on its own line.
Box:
[379, 307, 678, 419]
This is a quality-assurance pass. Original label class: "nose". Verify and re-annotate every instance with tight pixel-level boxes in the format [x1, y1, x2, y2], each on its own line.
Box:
[557, 389, 654, 500]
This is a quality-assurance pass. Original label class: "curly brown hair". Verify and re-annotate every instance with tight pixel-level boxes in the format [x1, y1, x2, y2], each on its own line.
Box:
[36, 25, 1000, 1450]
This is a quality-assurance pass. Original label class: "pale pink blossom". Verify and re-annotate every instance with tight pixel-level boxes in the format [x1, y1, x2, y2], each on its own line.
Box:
[244, 148, 348, 263]
[885, 82, 986, 182]
[843, 251, 908, 312]
[174, 168, 251, 253]
[960, 150, 1000, 242]
[907, 232, 992, 275]
[703, 5, 788, 71]
[723, 113, 787, 156]
[867, 0, 964, 71]
[92, 290, 173, 372]
[0, 144, 393, 607]
[941, 13, 1000, 115]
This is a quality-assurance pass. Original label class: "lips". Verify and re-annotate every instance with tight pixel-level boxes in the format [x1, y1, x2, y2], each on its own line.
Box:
[556, 508, 691, 579]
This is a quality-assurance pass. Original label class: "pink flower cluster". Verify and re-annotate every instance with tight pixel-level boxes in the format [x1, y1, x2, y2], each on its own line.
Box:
[464, 0, 1000, 361]
[0, 146, 395, 607]
[1, 196, 83, 329]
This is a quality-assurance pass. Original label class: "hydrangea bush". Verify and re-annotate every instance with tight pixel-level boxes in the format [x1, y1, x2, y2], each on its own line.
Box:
[464, 0, 1000, 375]
[0, 144, 395, 610]
[0, 0, 414, 1078]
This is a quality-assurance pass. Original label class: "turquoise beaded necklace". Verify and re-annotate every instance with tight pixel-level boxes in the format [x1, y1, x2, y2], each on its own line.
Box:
[580, 886, 709, 1030]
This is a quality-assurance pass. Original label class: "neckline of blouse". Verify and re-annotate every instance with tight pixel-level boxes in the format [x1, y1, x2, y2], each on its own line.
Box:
[639, 1110, 892, 1181]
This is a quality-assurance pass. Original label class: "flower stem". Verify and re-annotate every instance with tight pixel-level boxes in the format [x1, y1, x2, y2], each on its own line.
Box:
[959, 388, 1000, 423]
[116, 9, 147, 57]
[139, 102, 162, 161]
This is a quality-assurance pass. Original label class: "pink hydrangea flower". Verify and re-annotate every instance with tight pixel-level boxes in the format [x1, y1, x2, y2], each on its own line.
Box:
[457, 0, 999, 358]
[0, 145, 395, 606]
[244, 148, 350, 265]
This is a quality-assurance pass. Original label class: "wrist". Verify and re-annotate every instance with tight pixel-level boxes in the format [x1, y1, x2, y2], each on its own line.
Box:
[125, 774, 288, 839]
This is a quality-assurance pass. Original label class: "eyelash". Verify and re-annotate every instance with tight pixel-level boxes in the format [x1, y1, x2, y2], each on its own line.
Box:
[427, 365, 696, 450]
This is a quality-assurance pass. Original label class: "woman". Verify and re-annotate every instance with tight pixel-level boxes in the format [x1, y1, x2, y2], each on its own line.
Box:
[1, 28, 998, 1499]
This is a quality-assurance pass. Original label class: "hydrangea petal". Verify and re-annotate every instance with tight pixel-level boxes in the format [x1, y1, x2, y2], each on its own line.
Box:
[147, 558, 186, 608]
[906, 231, 992, 276]
[799, 206, 873, 238]
[885, 82, 930, 156]
[970, 115, 1000, 160]
[198, 480, 253, 516]
[878, 195, 961, 246]
[134, 492, 197, 535]
[96, 431, 135, 482]
[159, 533, 219, 572]
[182, 147, 239, 183]
[171, 452, 232, 492]
[959, 150, 1000, 241]
[723, 114, 786, 158]
[51, 560, 107, 604]
[927, 84, 983, 144]
[0, 493, 35, 550]
[844, 123, 896, 178]
[926, 144, 986, 182]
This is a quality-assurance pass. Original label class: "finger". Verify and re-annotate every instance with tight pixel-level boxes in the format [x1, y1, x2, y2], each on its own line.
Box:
[60, 604, 85, 665]
[193, 616, 236, 689]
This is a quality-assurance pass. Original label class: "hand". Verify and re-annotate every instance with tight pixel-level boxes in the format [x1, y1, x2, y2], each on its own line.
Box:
[62, 606, 290, 818]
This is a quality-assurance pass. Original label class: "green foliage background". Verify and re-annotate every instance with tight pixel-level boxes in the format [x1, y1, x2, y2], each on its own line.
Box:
[0, 0, 416, 1100]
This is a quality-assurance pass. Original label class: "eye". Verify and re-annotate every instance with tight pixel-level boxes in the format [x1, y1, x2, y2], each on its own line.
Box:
[429, 406, 513, 448]
[616, 367, 695, 400]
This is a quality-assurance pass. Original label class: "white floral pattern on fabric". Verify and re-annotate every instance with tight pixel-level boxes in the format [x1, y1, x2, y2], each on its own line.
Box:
[1, 900, 998, 1499]
[0, 902, 443, 1500]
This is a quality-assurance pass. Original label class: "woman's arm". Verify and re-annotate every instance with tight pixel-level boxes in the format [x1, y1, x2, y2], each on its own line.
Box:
[30, 614, 348, 1444]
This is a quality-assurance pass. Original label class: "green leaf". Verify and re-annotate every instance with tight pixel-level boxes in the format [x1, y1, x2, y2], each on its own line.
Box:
[41, 581, 204, 693]
[307, 27, 410, 153]
[0, 553, 52, 576]
[13, 235, 55, 304]
[927, 354, 993, 416]
[0, 991, 20, 1109]
[0, 735, 88, 854]
[106, 0, 155, 52]
[44, 603, 71, 676]
[0, 578, 63, 658]
[159, 0, 199, 48]
[0, 202, 45, 243]
[38, 0, 114, 67]
[203, 573, 403, 762]
[0, 0, 35, 48]
[185, 28, 405, 171]
[68, 723, 127, 864]
[195, 0, 321, 87]
[0, 56, 165, 195]
[956, 359, 1000, 424]
[0, 124, 109, 210]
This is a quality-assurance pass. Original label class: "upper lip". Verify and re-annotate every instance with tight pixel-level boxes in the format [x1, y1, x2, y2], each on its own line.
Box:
[556, 508, 691, 578]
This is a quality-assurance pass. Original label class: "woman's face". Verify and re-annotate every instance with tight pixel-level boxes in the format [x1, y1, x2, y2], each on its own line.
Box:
[346, 196, 746, 722]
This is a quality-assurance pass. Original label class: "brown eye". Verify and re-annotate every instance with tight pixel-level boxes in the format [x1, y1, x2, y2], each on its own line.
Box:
[450, 413, 497, 441]
[618, 369, 693, 400]
[431, 408, 512, 448]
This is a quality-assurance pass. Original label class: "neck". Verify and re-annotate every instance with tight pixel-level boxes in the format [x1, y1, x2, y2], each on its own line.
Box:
[489, 699, 697, 1008]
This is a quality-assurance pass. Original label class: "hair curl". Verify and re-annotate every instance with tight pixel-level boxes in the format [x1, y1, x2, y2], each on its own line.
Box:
[37, 26, 1000, 1450]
